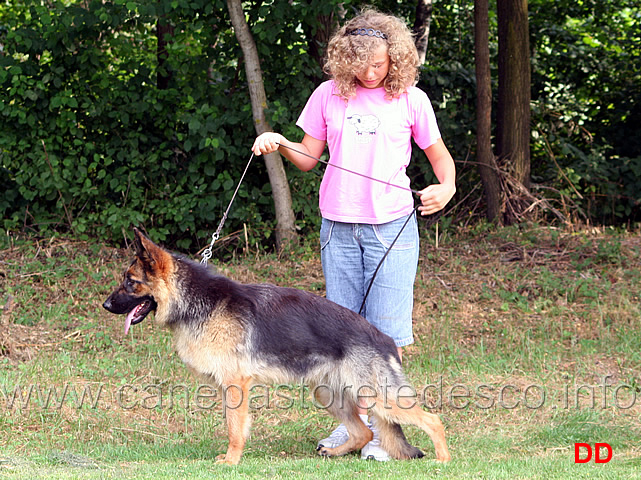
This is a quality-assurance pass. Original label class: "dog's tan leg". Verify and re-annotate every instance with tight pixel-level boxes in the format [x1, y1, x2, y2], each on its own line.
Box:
[402, 406, 450, 462]
[315, 388, 373, 457]
[216, 378, 251, 465]
[317, 414, 373, 457]
[372, 397, 451, 462]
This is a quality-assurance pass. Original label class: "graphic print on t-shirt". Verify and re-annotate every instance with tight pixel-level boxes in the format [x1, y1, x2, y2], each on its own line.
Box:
[347, 114, 381, 143]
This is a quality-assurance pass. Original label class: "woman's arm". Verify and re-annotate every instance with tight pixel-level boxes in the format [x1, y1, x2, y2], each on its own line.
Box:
[417, 138, 457, 216]
[252, 132, 326, 172]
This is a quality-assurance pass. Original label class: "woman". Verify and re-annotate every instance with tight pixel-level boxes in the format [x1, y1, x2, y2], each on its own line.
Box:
[252, 8, 456, 461]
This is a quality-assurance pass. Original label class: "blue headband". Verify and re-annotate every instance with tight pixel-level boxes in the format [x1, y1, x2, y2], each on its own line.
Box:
[349, 28, 388, 40]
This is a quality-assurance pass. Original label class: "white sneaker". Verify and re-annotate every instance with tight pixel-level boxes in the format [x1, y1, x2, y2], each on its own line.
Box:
[317, 423, 349, 450]
[361, 421, 391, 461]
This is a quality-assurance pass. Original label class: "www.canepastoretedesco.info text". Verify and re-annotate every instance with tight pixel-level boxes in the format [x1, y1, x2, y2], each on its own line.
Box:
[1, 376, 637, 412]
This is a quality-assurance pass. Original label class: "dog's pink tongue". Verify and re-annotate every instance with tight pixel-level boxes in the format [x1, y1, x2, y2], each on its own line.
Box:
[124, 309, 136, 335]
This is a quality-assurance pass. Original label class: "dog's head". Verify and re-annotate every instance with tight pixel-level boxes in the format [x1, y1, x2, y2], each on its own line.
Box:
[103, 228, 174, 334]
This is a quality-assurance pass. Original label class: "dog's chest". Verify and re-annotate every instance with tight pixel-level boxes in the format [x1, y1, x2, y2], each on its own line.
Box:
[172, 317, 245, 384]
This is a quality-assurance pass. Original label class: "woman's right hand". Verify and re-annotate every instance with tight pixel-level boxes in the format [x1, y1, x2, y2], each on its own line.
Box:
[252, 133, 325, 172]
[252, 132, 284, 156]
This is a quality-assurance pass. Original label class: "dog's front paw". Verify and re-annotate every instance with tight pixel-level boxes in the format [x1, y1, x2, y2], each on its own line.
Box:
[215, 453, 240, 465]
[435, 452, 452, 463]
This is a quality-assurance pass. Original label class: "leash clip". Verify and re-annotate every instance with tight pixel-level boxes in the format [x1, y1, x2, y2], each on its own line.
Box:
[201, 153, 254, 265]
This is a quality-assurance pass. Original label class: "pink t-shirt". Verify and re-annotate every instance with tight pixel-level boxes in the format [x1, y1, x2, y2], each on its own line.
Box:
[296, 80, 441, 224]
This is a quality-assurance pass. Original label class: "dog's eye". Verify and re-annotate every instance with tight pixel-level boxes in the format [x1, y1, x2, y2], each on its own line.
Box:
[125, 277, 137, 290]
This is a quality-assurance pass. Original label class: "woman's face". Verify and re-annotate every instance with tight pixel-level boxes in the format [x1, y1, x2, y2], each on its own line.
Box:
[355, 43, 390, 89]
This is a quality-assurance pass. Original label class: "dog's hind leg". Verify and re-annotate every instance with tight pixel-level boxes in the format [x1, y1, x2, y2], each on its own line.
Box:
[216, 378, 252, 465]
[372, 416, 425, 460]
[315, 387, 373, 458]
[371, 396, 451, 462]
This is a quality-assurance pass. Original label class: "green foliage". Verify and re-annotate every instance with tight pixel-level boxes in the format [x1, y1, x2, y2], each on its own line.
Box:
[0, 0, 639, 253]
[419, 0, 641, 224]
[529, 0, 641, 223]
[0, 0, 332, 250]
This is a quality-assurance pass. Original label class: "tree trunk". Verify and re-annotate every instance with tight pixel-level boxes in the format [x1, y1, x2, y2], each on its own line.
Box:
[413, 0, 433, 64]
[226, 0, 298, 249]
[303, 2, 344, 83]
[496, 0, 531, 191]
[474, 0, 502, 222]
[156, 18, 174, 90]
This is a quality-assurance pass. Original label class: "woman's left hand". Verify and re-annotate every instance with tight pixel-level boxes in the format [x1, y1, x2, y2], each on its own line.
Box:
[417, 183, 456, 216]
[419, 139, 457, 216]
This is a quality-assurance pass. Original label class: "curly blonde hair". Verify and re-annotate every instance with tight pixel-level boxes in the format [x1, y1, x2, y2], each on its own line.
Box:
[324, 9, 420, 100]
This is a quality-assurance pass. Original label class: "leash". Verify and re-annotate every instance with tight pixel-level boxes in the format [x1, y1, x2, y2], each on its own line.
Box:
[277, 143, 421, 195]
[275, 142, 422, 317]
[202, 143, 422, 321]
[358, 205, 420, 316]
[200, 153, 255, 265]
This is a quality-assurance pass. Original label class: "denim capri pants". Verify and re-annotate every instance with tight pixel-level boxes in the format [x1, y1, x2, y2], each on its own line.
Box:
[320, 212, 419, 347]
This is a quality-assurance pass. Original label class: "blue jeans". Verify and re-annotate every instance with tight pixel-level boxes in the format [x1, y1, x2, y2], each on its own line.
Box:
[320, 213, 419, 347]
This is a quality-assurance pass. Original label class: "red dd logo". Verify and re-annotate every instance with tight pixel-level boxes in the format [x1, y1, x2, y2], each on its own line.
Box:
[574, 443, 613, 464]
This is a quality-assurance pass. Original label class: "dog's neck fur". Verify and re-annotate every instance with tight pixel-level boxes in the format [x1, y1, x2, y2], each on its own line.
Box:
[159, 255, 243, 333]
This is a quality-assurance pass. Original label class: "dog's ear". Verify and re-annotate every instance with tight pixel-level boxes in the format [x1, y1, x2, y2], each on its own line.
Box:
[133, 228, 160, 264]
[133, 227, 149, 257]
[132, 227, 172, 276]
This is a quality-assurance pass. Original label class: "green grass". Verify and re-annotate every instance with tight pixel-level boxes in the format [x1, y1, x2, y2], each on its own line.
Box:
[1, 224, 640, 478]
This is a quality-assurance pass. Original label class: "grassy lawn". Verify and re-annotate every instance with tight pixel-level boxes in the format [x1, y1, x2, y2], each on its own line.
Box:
[1, 223, 640, 478]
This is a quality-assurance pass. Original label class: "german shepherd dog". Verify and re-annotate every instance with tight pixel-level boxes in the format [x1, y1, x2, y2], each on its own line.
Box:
[103, 228, 450, 465]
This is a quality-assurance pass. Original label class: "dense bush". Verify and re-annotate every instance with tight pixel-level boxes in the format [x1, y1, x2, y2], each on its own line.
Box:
[0, 0, 329, 251]
[1, 0, 639, 252]
[529, 0, 641, 223]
